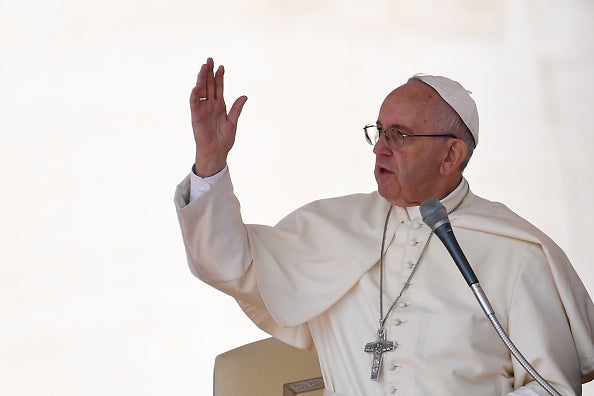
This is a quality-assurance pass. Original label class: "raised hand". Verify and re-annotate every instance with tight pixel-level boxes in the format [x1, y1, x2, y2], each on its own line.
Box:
[190, 57, 248, 177]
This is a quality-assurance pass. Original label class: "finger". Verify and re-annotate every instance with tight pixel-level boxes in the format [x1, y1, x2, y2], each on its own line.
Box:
[195, 61, 207, 85]
[215, 65, 224, 100]
[190, 86, 199, 105]
[190, 86, 205, 109]
[206, 57, 215, 99]
[228, 95, 248, 124]
[194, 62, 208, 98]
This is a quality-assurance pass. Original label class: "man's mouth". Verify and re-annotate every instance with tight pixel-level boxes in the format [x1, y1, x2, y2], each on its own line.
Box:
[377, 165, 394, 175]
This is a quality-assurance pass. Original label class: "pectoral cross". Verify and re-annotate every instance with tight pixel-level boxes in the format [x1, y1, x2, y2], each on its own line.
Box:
[364, 328, 396, 380]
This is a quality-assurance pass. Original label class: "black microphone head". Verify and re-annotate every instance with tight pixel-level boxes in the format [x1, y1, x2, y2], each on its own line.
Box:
[420, 198, 449, 230]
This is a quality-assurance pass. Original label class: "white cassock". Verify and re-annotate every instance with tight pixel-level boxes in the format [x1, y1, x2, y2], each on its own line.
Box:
[175, 169, 594, 396]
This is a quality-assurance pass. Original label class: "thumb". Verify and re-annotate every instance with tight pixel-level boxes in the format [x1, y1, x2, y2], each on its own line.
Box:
[228, 95, 248, 125]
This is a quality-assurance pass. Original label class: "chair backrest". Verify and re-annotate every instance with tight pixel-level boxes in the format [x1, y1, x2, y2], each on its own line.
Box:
[213, 337, 324, 396]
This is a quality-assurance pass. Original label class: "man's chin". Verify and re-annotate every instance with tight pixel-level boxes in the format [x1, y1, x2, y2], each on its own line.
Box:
[377, 184, 397, 203]
[376, 182, 413, 207]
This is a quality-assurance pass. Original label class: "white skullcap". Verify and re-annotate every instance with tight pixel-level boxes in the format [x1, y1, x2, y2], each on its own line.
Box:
[411, 74, 479, 147]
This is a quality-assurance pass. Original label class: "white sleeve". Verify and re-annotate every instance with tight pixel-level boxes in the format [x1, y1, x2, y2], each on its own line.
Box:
[175, 171, 314, 350]
[189, 165, 228, 202]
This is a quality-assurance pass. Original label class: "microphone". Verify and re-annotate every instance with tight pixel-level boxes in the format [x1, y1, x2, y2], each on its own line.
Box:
[420, 198, 478, 286]
[419, 197, 562, 396]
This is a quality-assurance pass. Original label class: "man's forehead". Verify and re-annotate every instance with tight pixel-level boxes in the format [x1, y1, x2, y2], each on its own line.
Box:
[381, 81, 444, 113]
[382, 82, 448, 117]
[378, 83, 442, 131]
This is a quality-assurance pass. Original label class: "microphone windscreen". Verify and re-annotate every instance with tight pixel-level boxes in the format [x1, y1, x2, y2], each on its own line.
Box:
[420, 198, 449, 229]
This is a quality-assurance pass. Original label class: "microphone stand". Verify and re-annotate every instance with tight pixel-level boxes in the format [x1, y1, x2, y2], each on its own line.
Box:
[470, 283, 562, 396]
[420, 198, 563, 396]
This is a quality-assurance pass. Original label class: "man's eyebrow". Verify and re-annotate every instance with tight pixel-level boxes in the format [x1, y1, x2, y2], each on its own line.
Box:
[376, 122, 413, 133]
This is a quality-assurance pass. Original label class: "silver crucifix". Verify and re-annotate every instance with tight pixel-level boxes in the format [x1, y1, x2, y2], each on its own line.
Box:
[364, 327, 396, 380]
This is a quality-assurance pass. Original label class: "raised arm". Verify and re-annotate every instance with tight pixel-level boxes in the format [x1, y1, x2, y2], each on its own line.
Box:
[190, 57, 248, 177]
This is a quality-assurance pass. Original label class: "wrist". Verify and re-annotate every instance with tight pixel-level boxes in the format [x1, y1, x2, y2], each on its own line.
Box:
[193, 158, 227, 178]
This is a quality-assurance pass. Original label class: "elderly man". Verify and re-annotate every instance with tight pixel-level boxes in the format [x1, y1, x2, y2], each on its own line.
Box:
[175, 58, 594, 395]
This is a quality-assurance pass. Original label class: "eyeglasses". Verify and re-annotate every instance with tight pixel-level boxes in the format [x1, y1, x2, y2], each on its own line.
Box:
[363, 124, 458, 150]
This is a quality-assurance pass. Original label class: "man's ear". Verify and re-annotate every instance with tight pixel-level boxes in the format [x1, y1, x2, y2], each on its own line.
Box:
[440, 139, 467, 175]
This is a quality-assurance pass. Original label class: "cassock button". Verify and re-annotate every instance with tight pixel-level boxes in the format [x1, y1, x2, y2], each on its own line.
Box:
[413, 220, 422, 229]
[389, 362, 400, 371]
[406, 261, 415, 269]
[393, 318, 403, 326]
[398, 302, 408, 308]
[388, 385, 398, 394]
[408, 239, 418, 246]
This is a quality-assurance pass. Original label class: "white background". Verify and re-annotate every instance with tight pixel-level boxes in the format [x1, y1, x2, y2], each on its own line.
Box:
[1, 0, 593, 394]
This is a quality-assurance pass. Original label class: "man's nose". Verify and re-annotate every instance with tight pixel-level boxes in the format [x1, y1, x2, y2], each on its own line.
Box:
[373, 134, 392, 156]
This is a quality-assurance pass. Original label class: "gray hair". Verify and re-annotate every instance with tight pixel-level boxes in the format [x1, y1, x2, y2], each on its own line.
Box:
[435, 105, 475, 172]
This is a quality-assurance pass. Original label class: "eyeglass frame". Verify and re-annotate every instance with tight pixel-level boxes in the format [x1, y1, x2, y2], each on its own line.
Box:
[363, 124, 459, 149]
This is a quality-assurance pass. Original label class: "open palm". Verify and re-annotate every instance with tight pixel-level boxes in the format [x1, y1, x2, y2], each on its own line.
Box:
[190, 58, 247, 177]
